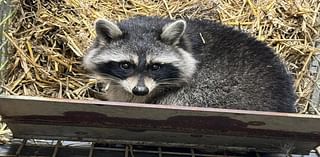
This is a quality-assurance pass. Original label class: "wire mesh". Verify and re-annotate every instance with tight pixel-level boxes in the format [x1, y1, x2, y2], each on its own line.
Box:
[0, 139, 319, 157]
[0, 139, 244, 157]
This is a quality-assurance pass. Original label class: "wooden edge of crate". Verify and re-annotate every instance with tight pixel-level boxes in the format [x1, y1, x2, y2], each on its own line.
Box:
[0, 95, 320, 154]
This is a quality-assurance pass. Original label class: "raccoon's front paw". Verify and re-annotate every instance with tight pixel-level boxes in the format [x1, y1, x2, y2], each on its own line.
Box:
[88, 85, 109, 101]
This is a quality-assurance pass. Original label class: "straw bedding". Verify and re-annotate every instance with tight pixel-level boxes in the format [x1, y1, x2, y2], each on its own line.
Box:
[0, 0, 320, 143]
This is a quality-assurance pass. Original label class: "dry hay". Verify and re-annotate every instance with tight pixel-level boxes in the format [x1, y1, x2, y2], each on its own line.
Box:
[0, 116, 11, 144]
[0, 0, 319, 114]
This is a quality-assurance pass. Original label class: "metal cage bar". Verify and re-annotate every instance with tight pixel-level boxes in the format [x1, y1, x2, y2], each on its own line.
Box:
[0, 0, 12, 84]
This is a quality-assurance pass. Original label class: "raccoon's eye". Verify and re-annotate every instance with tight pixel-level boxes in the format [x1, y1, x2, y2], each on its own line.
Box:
[150, 63, 161, 71]
[120, 62, 131, 70]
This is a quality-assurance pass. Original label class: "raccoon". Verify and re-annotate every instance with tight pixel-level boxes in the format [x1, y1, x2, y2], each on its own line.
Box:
[83, 16, 296, 113]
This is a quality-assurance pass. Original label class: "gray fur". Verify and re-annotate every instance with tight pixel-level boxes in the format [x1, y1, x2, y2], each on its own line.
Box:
[83, 16, 296, 113]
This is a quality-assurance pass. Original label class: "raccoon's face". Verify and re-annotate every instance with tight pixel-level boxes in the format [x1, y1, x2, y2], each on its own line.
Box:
[83, 17, 197, 96]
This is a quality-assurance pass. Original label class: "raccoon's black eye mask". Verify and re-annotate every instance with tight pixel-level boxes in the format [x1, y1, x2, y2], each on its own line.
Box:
[148, 63, 180, 81]
[96, 61, 135, 79]
[96, 60, 180, 81]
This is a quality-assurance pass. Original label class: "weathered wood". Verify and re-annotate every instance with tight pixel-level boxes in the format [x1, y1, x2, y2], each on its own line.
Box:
[0, 95, 320, 154]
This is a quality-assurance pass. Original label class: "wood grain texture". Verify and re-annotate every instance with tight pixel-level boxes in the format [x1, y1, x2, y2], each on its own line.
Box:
[0, 95, 319, 154]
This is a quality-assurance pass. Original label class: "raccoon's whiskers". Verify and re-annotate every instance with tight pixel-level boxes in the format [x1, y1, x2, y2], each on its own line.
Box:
[157, 79, 187, 85]
[107, 84, 123, 87]
[157, 78, 184, 82]
[158, 82, 180, 85]
[98, 73, 121, 82]
[157, 82, 186, 88]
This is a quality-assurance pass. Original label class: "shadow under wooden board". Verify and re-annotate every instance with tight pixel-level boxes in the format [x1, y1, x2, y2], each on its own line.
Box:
[0, 95, 319, 155]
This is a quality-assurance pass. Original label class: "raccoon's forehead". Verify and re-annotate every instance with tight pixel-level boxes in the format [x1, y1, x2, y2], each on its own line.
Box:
[117, 21, 168, 42]
[92, 18, 183, 64]
[125, 41, 183, 64]
[92, 46, 139, 64]
[92, 43, 182, 65]
[145, 48, 182, 64]
[118, 19, 165, 35]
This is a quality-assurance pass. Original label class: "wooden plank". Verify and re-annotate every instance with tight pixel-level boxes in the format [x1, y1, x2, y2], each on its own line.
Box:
[0, 95, 320, 154]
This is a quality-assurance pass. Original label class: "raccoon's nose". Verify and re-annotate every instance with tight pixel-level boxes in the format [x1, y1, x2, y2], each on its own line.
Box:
[132, 86, 149, 96]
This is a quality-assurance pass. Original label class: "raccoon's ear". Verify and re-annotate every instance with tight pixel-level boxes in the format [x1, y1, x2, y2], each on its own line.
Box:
[161, 19, 186, 45]
[95, 18, 123, 42]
